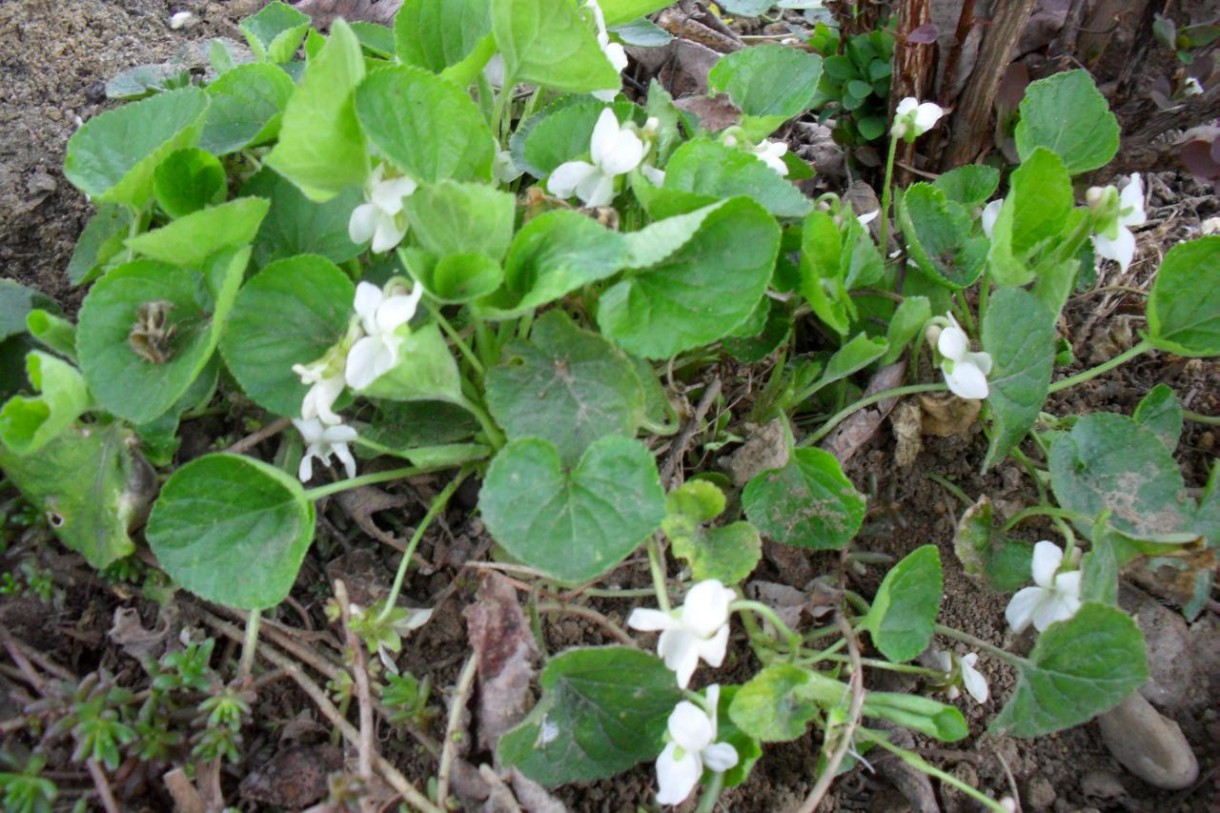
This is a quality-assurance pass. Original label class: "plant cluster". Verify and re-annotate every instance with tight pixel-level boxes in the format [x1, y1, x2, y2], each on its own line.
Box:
[0, 0, 1217, 809]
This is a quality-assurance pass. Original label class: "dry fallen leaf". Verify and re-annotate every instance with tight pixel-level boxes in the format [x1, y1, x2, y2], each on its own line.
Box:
[464, 572, 539, 752]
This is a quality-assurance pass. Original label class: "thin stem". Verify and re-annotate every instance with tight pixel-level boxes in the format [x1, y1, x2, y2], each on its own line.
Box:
[491, 71, 517, 144]
[237, 609, 261, 683]
[924, 472, 973, 507]
[819, 653, 945, 677]
[302, 462, 459, 501]
[1000, 505, 1090, 533]
[859, 731, 1009, 813]
[376, 470, 468, 625]
[645, 537, 671, 613]
[463, 398, 506, 450]
[695, 771, 725, 813]
[953, 290, 977, 336]
[801, 383, 947, 446]
[878, 133, 899, 256]
[934, 624, 1018, 666]
[1047, 338, 1153, 393]
[436, 653, 479, 810]
[1183, 409, 1220, 426]
[731, 600, 802, 655]
[429, 303, 485, 377]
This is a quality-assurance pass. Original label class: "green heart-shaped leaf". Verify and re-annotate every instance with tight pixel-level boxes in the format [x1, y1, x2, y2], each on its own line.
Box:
[743, 448, 866, 550]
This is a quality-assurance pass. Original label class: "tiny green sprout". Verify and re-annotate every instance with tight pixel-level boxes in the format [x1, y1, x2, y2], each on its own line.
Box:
[0, 754, 57, 813]
[153, 638, 217, 693]
[383, 672, 434, 727]
[68, 691, 137, 771]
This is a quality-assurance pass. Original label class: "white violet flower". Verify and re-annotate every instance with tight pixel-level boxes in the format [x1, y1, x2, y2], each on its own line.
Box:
[937, 313, 993, 400]
[933, 650, 989, 704]
[1005, 540, 1083, 634]
[293, 418, 358, 482]
[655, 685, 738, 806]
[345, 281, 425, 390]
[891, 97, 945, 141]
[585, 0, 627, 101]
[981, 198, 1003, 239]
[348, 163, 418, 254]
[627, 580, 736, 688]
[1090, 173, 1146, 274]
[292, 356, 347, 426]
[548, 108, 645, 207]
[752, 139, 789, 176]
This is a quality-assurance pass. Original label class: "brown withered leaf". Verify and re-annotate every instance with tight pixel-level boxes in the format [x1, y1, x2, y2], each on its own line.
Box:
[292, 0, 402, 27]
[464, 572, 539, 751]
[822, 361, 907, 463]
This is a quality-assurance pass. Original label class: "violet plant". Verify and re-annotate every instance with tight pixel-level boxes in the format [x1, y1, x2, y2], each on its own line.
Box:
[0, 1, 1217, 809]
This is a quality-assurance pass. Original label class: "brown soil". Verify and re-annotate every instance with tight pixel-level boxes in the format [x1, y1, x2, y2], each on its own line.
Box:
[1, 2, 1216, 813]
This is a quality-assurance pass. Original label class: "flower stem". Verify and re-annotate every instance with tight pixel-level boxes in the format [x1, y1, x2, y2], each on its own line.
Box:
[1000, 505, 1091, 533]
[1047, 338, 1153, 393]
[237, 609, 261, 683]
[645, 536, 671, 613]
[302, 462, 464, 501]
[429, 303, 485, 378]
[800, 383, 947, 446]
[376, 469, 469, 625]
[1183, 409, 1220, 426]
[878, 133, 899, 256]
[858, 730, 1010, 812]
[731, 600, 802, 656]
[818, 653, 944, 677]
[695, 772, 725, 813]
[934, 624, 1018, 667]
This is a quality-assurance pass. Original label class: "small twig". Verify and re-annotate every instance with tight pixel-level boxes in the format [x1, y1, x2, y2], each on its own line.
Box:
[223, 416, 292, 455]
[992, 745, 1023, 812]
[660, 376, 722, 488]
[162, 768, 206, 813]
[237, 609, 262, 684]
[335, 580, 376, 812]
[0, 625, 49, 696]
[792, 613, 867, 813]
[436, 653, 478, 810]
[0, 628, 75, 683]
[86, 758, 122, 813]
[536, 602, 637, 647]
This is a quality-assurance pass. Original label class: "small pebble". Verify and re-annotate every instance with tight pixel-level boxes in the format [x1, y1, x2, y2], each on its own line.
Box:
[1080, 770, 1126, 806]
[1024, 772, 1056, 811]
[1098, 692, 1199, 790]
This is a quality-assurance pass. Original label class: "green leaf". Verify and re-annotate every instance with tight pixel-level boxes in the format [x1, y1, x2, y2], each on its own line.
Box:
[707, 45, 823, 138]
[663, 480, 762, 584]
[395, 0, 491, 72]
[486, 310, 643, 466]
[350, 22, 396, 57]
[478, 210, 627, 317]
[715, 685, 762, 788]
[990, 603, 1147, 737]
[1147, 236, 1220, 357]
[729, 664, 821, 742]
[498, 647, 683, 786]
[898, 183, 988, 289]
[599, 0, 673, 27]
[77, 252, 246, 425]
[598, 199, 780, 359]
[953, 497, 1034, 592]
[492, 0, 621, 94]
[799, 210, 852, 336]
[64, 87, 210, 209]
[0, 424, 138, 568]
[743, 448, 866, 550]
[662, 140, 812, 219]
[401, 249, 503, 305]
[146, 453, 316, 609]
[264, 20, 368, 202]
[1050, 413, 1195, 542]
[480, 436, 666, 583]
[355, 65, 495, 183]
[26, 310, 76, 360]
[802, 333, 888, 400]
[1015, 70, 1119, 175]
[933, 165, 1000, 207]
[1009, 148, 1074, 256]
[860, 545, 942, 662]
[360, 324, 467, 405]
[220, 255, 354, 417]
[0, 281, 57, 341]
[1080, 531, 1119, 605]
[359, 399, 479, 451]
[200, 63, 296, 155]
[981, 286, 1056, 470]
[863, 692, 968, 741]
[241, 169, 365, 268]
[1132, 383, 1182, 453]
[67, 204, 133, 285]
[153, 148, 226, 218]
[0, 352, 90, 455]
[239, 1, 312, 64]
[882, 295, 930, 364]
[126, 197, 270, 269]
[105, 62, 190, 100]
[403, 181, 514, 261]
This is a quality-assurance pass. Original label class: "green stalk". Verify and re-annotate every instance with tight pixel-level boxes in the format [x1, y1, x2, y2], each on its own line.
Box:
[302, 462, 464, 501]
[695, 771, 725, 813]
[376, 470, 469, 625]
[858, 730, 1010, 812]
[645, 537, 671, 613]
[878, 133, 900, 256]
[800, 383, 947, 447]
[933, 624, 1018, 666]
[1000, 505, 1091, 533]
[237, 609, 261, 682]
[731, 600, 802, 657]
[1047, 338, 1153, 393]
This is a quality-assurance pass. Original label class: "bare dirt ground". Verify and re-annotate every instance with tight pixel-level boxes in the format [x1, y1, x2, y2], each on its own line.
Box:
[1, 1, 1217, 811]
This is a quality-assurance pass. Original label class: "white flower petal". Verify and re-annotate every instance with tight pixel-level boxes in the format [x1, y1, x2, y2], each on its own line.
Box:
[1094, 227, 1136, 273]
[959, 654, 989, 704]
[943, 359, 990, 399]
[348, 203, 380, 245]
[599, 129, 645, 176]
[1004, 586, 1043, 633]
[353, 283, 383, 327]
[1031, 592, 1076, 632]
[603, 41, 628, 73]
[577, 170, 616, 208]
[981, 199, 1003, 239]
[1118, 174, 1146, 227]
[548, 161, 598, 200]
[627, 608, 679, 632]
[345, 335, 383, 390]
[371, 214, 407, 253]
[895, 97, 918, 117]
[331, 441, 357, 479]
[938, 323, 970, 361]
[376, 287, 422, 334]
[966, 349, 993, 377]
[1030, 541, 1064, 589]
[655, 743, 701, 806]
[658, 629, 700, 689]
[680, 580, 735, 638]
[914, 101, 945, 132]
[667, 701, 715, 752]
[702, 742, 739, 773]
[695, 624, 730, 669]
[589, 109, 622, 167]
[298, 451, 315, 482]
